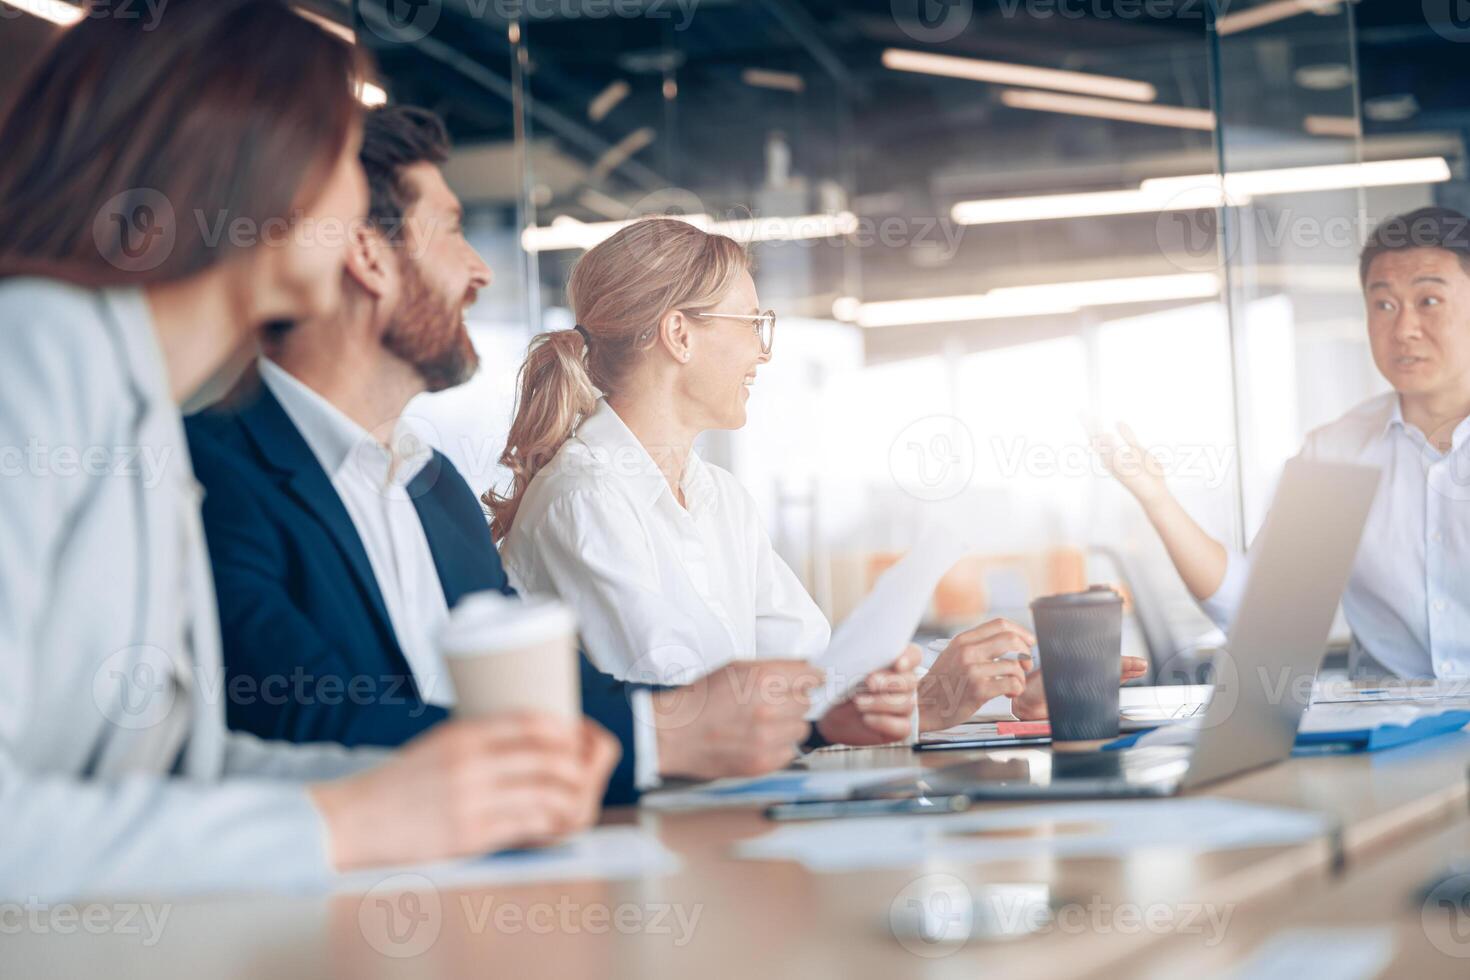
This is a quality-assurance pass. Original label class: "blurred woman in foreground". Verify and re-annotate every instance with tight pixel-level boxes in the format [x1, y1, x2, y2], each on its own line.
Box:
[0, 0, 613, 900]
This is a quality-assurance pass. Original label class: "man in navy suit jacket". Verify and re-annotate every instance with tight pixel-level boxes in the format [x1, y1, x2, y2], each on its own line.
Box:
[188, 107, 823, 806]
[187, 375, 648, 801]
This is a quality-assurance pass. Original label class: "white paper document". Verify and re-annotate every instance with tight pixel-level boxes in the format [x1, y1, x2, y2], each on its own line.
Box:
[736, 798, 1330, 872]
[1297, 701, 1470, 733]
[641, 766, 925, 811]
[334, 826, 680, 891]
[806, 529, 973, 720]
[1131, 702, 1470, 749]
[1206, 928, 1395, 980]
[1312, 677, 1470, 704]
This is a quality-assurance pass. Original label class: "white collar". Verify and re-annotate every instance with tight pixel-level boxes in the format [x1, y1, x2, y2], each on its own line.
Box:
[259, 357, 431, 489]
[572, 398, 717, 516]
[1384, 394, 1470, 453]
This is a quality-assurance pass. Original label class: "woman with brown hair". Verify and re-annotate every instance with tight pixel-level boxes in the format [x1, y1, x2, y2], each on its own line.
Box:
[0, 0, 613, 899]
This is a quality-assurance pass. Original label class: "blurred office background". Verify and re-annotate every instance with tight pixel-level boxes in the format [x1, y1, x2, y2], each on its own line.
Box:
[6, 0, 1464, 674]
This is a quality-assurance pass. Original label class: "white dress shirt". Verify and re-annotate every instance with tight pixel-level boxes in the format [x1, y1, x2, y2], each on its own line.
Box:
[259, 358, 455, 705]
[1201, 391, 1470, 678]
[502, 398, 833, 687]
[0, 279, 379, 901]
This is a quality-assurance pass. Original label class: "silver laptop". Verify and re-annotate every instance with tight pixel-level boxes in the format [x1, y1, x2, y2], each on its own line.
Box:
[857, 458, 1381, 801]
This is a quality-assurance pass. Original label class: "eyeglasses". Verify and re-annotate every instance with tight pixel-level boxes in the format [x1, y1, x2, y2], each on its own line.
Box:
[691, 309, 776, 355]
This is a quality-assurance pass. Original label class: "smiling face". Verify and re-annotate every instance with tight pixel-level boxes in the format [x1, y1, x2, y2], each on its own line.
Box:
[1364, 247, 1470, 400]
[382, 162, 493, 391]
[677, 269, 771, 430]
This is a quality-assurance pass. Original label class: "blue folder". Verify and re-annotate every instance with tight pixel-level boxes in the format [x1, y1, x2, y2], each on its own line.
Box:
[1105, 709, 1470, 756]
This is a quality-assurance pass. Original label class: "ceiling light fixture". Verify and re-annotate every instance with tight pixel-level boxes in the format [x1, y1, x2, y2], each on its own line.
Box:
[521, 211, 860, 253]
[952, 157, 1452, 225]
[4, 0, 82, 26]
[851, 274, 1221, 329]
[882, 49, 1156, 103]
[998, 89, 1215, 130]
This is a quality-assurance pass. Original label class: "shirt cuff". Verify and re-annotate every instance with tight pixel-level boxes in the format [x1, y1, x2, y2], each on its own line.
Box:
[631, 688, 661, 791]
[1199, 549, 1249, 631]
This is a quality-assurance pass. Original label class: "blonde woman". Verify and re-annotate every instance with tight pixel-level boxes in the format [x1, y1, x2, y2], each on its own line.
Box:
[492, 219, 1086, 738]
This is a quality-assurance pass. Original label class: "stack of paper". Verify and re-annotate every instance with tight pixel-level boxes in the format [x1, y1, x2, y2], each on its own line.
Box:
[641, 767, 924, 811]
[736, 798, 1330, 872]
[334, 826, 681, 891]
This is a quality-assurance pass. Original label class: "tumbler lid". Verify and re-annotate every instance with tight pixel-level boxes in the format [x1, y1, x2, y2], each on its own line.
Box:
[1030, 585, 1123, 610]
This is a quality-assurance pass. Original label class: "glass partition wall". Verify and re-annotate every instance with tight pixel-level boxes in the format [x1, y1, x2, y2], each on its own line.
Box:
[0, 3, 1456, 671]
[397, 0, 1465, 672]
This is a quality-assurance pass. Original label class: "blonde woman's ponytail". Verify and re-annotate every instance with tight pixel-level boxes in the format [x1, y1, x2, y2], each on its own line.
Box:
[484, 327, 597, 540]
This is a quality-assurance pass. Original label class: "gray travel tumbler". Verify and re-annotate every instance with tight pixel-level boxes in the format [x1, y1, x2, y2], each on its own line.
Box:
[1030, 585, 1124, 741]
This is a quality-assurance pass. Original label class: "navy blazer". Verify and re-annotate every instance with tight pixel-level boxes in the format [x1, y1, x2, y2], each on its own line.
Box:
[185, 379, 641, 804]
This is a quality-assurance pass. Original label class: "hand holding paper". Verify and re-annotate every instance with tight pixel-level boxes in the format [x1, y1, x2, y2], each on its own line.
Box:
[815, 645, 921, 745]
[806, 529, 974, 721]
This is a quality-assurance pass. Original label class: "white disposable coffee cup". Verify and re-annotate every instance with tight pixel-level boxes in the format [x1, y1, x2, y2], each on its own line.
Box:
[437, 592, 581, 720]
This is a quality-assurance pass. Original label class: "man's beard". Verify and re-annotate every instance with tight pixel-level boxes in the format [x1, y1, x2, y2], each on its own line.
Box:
[381, 256, 480, 393]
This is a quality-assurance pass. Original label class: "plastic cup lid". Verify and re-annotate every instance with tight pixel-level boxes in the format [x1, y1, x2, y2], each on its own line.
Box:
[1030, 585, 1123, 610]
[439, 592, 577, 656]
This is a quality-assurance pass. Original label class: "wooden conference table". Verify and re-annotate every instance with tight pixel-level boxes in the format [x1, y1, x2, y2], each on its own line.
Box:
[4, 695, 1470, 980]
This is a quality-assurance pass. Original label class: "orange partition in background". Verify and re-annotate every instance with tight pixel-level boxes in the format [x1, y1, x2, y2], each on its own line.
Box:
[854, 546, 1131, 630]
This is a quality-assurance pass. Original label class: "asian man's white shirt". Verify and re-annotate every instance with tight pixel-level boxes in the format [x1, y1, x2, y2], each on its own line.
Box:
[1200, 391, 1470, 678]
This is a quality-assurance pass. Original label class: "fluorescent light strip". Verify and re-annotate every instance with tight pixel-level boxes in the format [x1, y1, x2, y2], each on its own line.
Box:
[590, 127, 657, 183]
[1144, 156, 1453, 197]
[953, 185, 1225, 225]
[588, 80, 631, 123]
[5, 0, 82, 25]
[520, 211, 860, 253]
[1216, 0, 1342, 37]
[294, 6, 356, 43]
[952, 157, 1452, 226]
[357, 82, 388, 108]
[742, 68, 806, 93]
[882, 49, 1156, 103]
[1000, 89, 1215, 130]
[852, 274, 1221, 329]
[1303, 114, 1361, 138]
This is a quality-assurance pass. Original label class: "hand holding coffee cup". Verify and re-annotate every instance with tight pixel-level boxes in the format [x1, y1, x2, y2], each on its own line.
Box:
[433, 592, 615, 846]
[437, 592, 581, 719]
